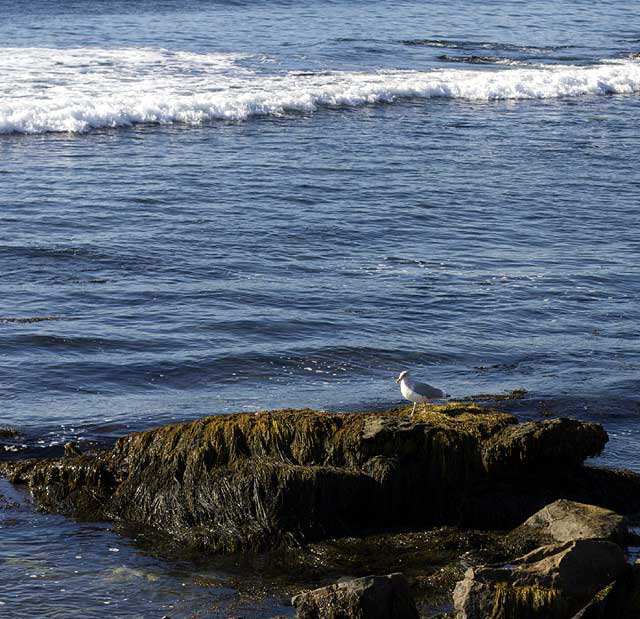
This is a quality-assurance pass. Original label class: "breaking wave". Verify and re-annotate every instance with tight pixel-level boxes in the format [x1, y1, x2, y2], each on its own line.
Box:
[1, 46, 639, 134]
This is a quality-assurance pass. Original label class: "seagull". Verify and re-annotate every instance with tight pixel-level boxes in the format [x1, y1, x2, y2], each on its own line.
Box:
[395, 370, 444, 415]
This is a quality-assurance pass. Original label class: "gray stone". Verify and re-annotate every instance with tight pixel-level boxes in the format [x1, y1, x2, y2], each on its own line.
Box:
[519, 499, 628, 546]
[292, 572, 419, 619]
[453, 539, 628, 619]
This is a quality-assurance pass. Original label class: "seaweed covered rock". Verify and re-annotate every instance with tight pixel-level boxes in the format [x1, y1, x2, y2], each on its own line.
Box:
[0, 406, 614, 552]
[480, 418, 607, 477]
[453, 540, 627, 619]
[5, 455, 117, 518]
[292, 573, 418, 619]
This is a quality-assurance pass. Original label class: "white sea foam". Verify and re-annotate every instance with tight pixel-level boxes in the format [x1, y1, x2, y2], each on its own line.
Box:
[1, 47, 639, 134]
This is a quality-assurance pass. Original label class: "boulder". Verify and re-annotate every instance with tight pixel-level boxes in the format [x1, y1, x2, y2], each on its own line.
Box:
[0, 406, 622, 553]
[292, 573, 419, 619]
[517, 499, 628, 546]
[453, 539, 628, 619]
[571, 560, 640, 619]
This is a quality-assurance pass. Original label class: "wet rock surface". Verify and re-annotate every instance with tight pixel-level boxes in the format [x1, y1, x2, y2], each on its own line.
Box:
[453, 539, 628, 619]
[0, 405, 623, 554]
[0, 405, 617, 552]
[2, 405, 640, 617]
[516, 499, 628, 546]
[278, 526, 509, 614]
[292, 572, 419, 619]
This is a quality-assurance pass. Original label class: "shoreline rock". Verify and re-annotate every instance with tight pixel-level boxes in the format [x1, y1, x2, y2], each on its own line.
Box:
[453, 539, 628, 619]
[452, 498, 637, 619]
[2, 404, 640, 617]
[515, 499, 629, 546]
[292, 572, 419, 619]
[0, 405, 616, 554]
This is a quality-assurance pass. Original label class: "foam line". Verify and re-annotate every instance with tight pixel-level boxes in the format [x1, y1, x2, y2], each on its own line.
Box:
[1, 47, 638, 134]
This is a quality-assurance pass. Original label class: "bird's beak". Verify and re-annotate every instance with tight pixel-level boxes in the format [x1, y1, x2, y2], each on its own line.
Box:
[395, 377, 401, 383]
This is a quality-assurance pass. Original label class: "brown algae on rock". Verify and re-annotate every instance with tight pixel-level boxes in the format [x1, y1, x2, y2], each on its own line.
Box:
[0, 404, 615, 557]
[3, 403, 640, 618]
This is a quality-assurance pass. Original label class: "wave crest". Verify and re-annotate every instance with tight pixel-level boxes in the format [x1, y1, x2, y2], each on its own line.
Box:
[1, 47, 639, 134]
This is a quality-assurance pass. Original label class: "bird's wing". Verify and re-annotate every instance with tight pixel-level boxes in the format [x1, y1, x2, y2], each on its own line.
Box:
[413, 382, 444, 398]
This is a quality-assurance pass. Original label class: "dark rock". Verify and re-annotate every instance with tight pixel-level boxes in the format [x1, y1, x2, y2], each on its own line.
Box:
[480, 418, 607, 477]
[453, 539, 628, 619]
[0, 406, 617, 553]
[0, 426, 20, 439]
[4, 455, 118, 519]
[283, 526, 505, 612]
[292, 572, 419, 619]
[571, 561, 640, 619]
[552, 466, 640, 516]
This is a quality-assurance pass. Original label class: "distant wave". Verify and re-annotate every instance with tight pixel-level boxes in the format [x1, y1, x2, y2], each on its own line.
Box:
[1, 47, 639, 134]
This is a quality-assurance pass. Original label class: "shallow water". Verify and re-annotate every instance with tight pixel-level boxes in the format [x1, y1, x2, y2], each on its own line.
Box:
[1, 0, 639, 616]
[0, 479, 293, 618]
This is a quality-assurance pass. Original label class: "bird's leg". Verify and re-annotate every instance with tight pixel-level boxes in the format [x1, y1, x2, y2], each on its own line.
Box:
[411, 402, 416, 416]
[423, 402, 428, 413]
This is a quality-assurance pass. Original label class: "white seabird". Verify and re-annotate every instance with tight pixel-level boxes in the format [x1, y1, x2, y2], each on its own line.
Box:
[395, 370, 444, 415]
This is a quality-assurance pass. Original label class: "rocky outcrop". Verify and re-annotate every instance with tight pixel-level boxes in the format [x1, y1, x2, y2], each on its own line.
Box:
[453, 539, 628, 619]
[0, 405, 627, 553]
[515, 499, 628, 546]
[292, 573, 419, 619]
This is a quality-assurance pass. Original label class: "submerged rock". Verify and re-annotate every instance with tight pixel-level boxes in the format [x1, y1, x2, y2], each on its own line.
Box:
[453, 539, 628, 619]
[292, 572, 418, 619]
[0, 426, 20, 439]
[0, 406, 622, 553]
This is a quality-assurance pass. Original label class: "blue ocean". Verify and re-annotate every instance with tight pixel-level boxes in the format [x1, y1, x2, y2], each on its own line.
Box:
[1, 0, 639, 616]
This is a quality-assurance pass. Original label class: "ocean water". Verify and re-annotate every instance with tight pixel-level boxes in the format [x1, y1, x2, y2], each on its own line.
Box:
[1, 0, 639, 616]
